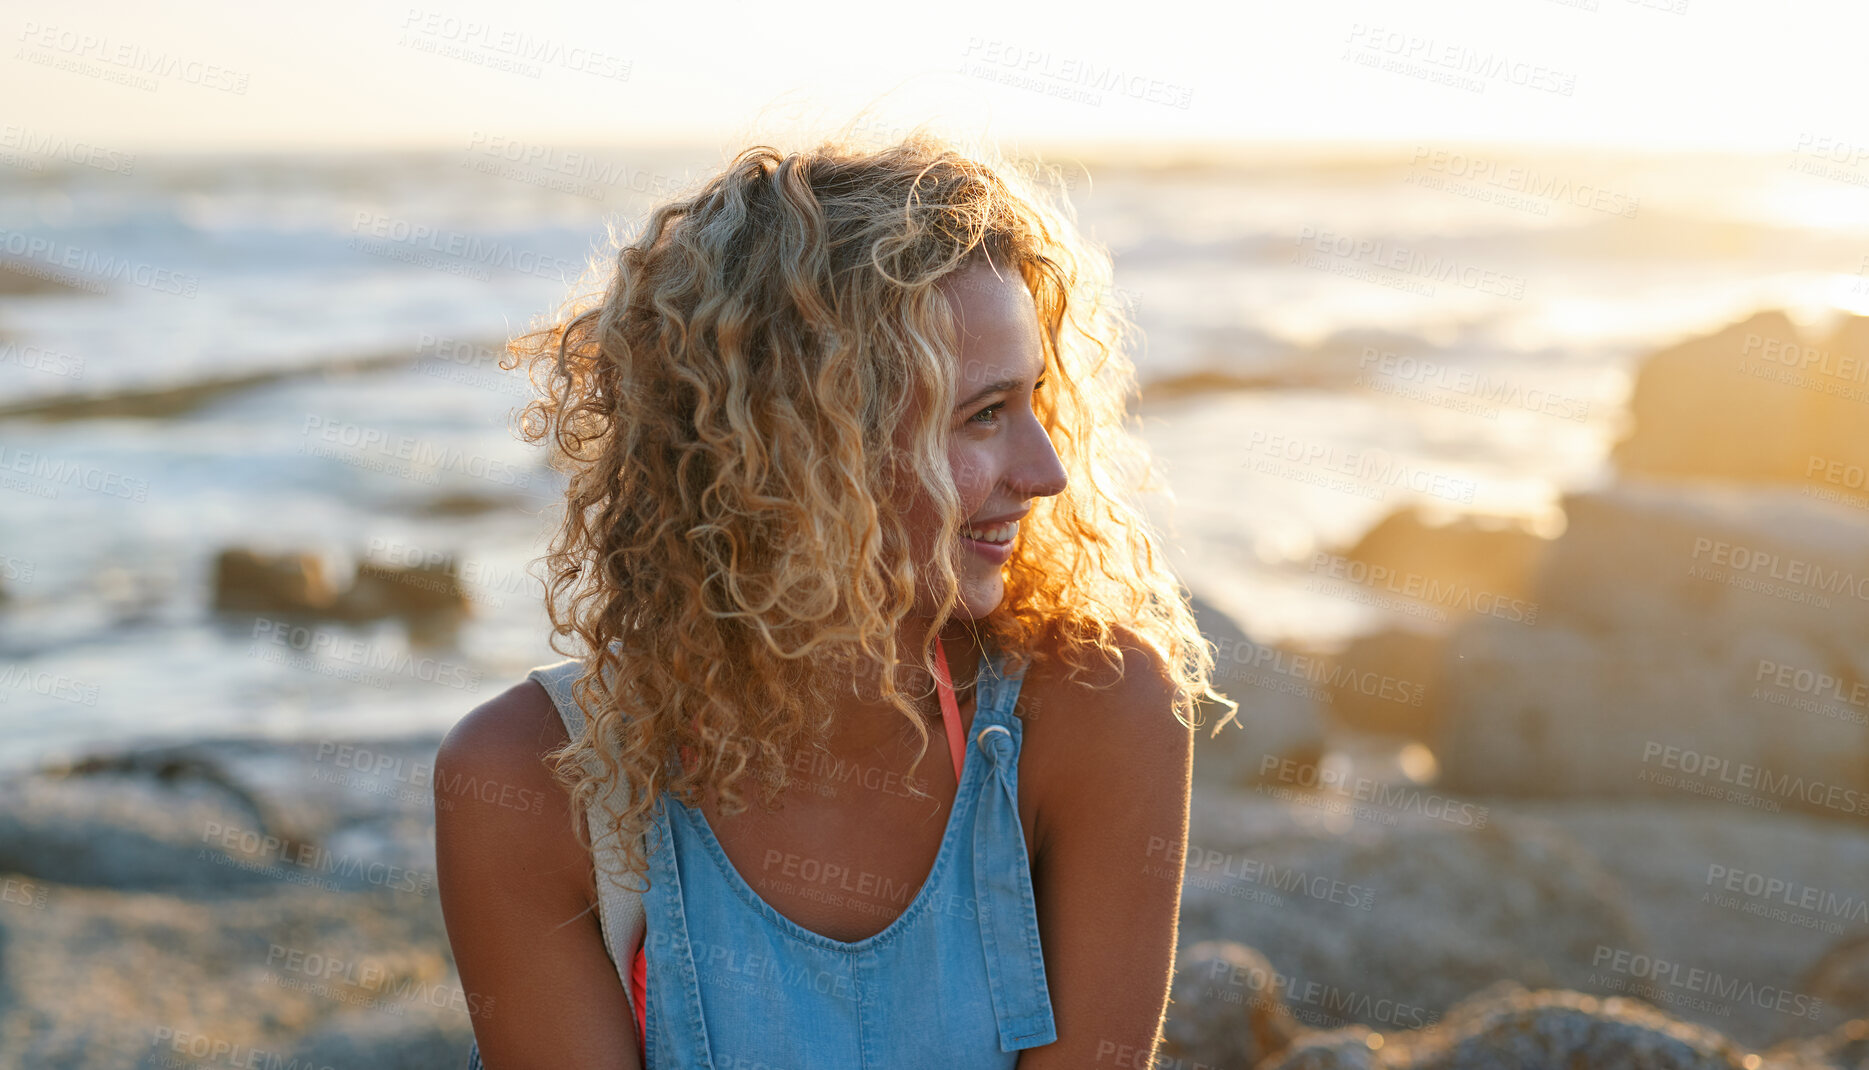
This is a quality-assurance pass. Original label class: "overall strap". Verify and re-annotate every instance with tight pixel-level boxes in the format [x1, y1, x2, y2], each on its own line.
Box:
[966, 653, 1060, 1051]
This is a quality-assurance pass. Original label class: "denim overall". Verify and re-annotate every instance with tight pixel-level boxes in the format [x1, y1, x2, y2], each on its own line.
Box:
[464, 641, 1056, 1068]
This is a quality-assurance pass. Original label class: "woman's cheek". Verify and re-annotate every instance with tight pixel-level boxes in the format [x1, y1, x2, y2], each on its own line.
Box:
[950, 447, 992, 505]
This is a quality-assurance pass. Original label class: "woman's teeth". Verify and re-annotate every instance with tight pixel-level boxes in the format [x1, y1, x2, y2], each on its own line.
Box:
[960, 520, 1018, 544]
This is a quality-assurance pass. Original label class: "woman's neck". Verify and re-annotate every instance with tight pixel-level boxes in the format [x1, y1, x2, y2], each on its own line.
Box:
[815, 628, 983, 754]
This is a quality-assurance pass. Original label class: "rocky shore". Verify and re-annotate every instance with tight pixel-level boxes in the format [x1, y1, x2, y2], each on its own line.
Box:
[0, 734, 464, 1070]
[4, 727, 1868, 1068]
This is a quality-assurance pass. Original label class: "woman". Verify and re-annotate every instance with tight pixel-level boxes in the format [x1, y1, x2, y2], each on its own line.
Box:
[434, 127, 1232, 1069]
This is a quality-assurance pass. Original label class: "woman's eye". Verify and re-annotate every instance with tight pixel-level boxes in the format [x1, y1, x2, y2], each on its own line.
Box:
[969, 380, 1042, 426]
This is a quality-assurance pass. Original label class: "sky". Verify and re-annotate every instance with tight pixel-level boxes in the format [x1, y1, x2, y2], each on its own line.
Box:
[2, 0, 1865, 155]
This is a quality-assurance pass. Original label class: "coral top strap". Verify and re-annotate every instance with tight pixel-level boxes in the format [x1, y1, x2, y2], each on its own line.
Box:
[932, 640, 966, 784]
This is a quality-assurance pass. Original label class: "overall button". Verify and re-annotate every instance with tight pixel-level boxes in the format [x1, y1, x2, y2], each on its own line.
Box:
[974, 723, 1012, 753]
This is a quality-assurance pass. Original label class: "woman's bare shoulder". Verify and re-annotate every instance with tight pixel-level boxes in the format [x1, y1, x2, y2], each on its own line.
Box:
[434, 679, 640, 1064]
[438, 678, 570, 787]
[434, 678, 594, 901]
[1017, 626, 1180, 734]
[1016, 628, 1189, 854]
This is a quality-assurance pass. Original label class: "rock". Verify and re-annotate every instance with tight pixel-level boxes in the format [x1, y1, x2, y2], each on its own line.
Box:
[1762, 1017, 1869, 1070]
[1431, 479, 1869, 808]
[1265, 1027, 1383, 1070]
[0, 917, 11, 1020]
[0, 747, 318, 893]
[1431, 620, 1700, 797]
[1799, 935, 1869, 1036]
[417, 492, 510, 516]
[1338, 507, 1549, 612]
[1162, 940, 1303, 1069]
[1176, 788, 1645, 1038]
[333, 558, 470, 621]
[1611, 309, 1869, 488]
[0, 349, 417, 422]
[1485, 798, 1869, 1050]
[1262, 983, 1775, 1070]
[212, 549, 342, 616]
[1190, 592, 1327, 788]
[1297, 506, 1552, 739]
[1434, 619, 1869, 809]
[212, 546, 471, 633]
[288, 1014, 464, 1070]
[1315, 629, 1443, 739]
[0, 261, 95, 296]
[1530, 479, 1869, 641]
[0, 737, 442, 893]
[0, 733, 467, 1069]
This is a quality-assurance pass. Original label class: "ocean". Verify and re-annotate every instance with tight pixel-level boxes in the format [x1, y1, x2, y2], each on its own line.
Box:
[2, 141, 1865, 773]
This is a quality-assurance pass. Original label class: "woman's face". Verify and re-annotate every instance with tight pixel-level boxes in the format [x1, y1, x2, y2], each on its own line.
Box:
[904, 256, 1069, 622]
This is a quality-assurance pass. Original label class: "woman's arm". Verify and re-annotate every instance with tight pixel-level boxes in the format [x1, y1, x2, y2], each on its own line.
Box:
[434, 681, 643, 1070]
[1020, 635, 1195, 1069]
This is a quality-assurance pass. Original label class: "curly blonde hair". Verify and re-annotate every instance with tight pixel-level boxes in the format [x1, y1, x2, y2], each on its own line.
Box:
[508, 123, 1234, 891]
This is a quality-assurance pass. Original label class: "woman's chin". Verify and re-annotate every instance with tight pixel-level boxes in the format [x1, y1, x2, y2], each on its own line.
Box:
[906, 552, 1004, 620]
[954, 575, 1005, 619]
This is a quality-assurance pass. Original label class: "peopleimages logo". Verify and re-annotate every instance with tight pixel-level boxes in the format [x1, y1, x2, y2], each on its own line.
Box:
[1407, 146, 1639, 219]
[959, 37, 1194, 110]
[1294, 226, 1528, 299]
[0, 445, 150, 501]
[1310, 550, 1539, 625]
[1705, 863, 1869, 929]
[1755, 658, 1869, 709]
[1209, 633, 1428, 707]
[1640, 742, 1869, 817]
[0, 663, 100, 706]
[1258, 756, 1489, 829]
[1240, 426, 1480, 504]
[249, 616, 484, 693]
[1741, 331, 1869, 382]
[1144, 835, 1377, 911]
[0, 123, 136, 174]
[265, 944, 492, 1015]
[1689, 536, 1869, 600]
[299, 415, 533, 489]
[398, 9, 632, 81]
[149, 1029, 332, 1070]
[15, 21, 251, 94]
[1197, 956, 1441, 1031]
[200, 821, 434, 896]
[0, 228, 197, 296]
[1356, 345, 1592, 422]
[347, 212, 578, 283]
[1342, 23, 1577, 97]
[1591, 945, 1822, 1020]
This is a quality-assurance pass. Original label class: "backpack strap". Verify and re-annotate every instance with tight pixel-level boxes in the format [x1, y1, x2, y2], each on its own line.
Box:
[525, 657, 648, 1031]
